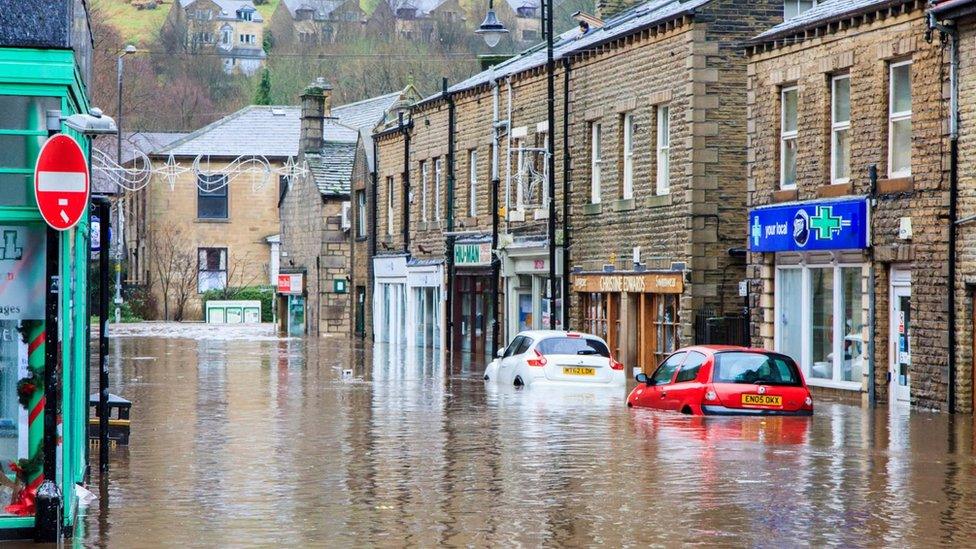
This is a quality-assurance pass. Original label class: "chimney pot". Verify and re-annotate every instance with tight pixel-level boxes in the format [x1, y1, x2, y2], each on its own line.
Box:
[300, 78, 333, 153]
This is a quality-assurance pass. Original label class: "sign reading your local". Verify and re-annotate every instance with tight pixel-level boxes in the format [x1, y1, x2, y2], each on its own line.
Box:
[749, 197, 870, 253]
[34, 134, 90, 231]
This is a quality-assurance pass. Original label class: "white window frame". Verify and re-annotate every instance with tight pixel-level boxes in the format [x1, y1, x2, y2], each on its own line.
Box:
[784, 0, 817, 21]
[420, 161, 429, 222]
[515, 138, 525, 210]
[622, 113, 634, 200]
[434, 158, 442, 223]
[468, 149, 478, 217]
[774, 263, 863, 391]
[656, 105, 670, 195]
[356, 190, 367, 238]
[386, 175, 395, 236]
[780, 86, 798, 190]
[590, 122, 602, 204]
[830, 74, 851, 185]
[888, 60, 913, 178]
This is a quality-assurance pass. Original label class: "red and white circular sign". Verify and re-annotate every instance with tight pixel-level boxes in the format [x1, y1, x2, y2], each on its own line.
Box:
[33, 133, 90, 231]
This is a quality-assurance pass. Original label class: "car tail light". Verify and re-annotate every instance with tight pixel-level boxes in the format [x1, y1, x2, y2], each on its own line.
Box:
[610, 356, 624, 371]
[526, 349, 547, 367]
[804, 396, 813, 407]
[705, 390, 717, 402]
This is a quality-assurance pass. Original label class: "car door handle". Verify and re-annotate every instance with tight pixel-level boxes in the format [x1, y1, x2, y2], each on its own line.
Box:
[660, 391, 667, 398]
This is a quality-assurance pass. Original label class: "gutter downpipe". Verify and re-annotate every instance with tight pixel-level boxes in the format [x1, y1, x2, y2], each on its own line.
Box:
[400, 112, 411, 253]
[868, 164, 878, 408]
[931, 13, 959, 412]
[561, 56, 571, 329]
[445, 78, 457, 357]
[370, 137, 379, 340]
[491, 69, 501, 357]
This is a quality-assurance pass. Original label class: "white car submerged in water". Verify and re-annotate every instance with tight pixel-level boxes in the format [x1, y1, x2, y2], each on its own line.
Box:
[484, 330, 626, 388]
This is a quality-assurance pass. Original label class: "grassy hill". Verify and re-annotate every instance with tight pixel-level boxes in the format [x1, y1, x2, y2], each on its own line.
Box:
[91, 0, 282, 45]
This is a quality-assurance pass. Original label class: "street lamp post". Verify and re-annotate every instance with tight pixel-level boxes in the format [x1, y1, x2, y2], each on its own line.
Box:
[479, 0, 558, 330]
[115, 44, 136, 321]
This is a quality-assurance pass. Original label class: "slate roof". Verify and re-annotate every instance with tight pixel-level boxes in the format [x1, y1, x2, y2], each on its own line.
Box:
[388, 0, 450, 17]
[92, 131, 187, 194]
[180, 0, 265, 22]
[281, 0, 348, 19]
[752, 0, 911, 42]
[439, 0, 711, 97]
[505, 0, 540, 11]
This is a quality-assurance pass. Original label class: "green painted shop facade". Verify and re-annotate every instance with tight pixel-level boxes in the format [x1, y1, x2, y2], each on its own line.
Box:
[0, 1, 96, 538]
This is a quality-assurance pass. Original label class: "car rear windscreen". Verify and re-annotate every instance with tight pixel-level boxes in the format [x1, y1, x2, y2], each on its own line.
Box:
[713, 352, 802, 386]
[537, 337, 610, 357]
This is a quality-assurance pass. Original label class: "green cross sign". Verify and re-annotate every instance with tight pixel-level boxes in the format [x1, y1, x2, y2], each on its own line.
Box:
[810, 206, 847, 240]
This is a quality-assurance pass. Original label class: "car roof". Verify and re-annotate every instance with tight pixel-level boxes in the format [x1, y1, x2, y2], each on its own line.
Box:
[679, 345, 778, 355]
[514, 330, 604, 340]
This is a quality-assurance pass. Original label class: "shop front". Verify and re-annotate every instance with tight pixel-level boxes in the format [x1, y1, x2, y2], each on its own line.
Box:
[373, 254, 407, 348]
[406, 259, 444, 351]
[0, 37, 95, 538]
[500, 236, 563, 343]
[749, 197, 871, 395]
[572, 272, 684, 375]
[452, 239, 494, 359]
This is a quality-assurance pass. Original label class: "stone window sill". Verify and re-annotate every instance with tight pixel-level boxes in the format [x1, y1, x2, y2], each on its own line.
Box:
[877, 176, 913, 195]
[644, 194, 672, 208]
[817, 182, 852, 198]
[195, 218, 230, 223]
[583, 203, 602, 215]
[612, 198, 637, 212]
[772, 189, 798, 203]
[533, 208, 549, 220]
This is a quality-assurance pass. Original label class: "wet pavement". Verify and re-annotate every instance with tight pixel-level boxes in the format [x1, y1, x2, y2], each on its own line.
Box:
[79, 325, 976, 547]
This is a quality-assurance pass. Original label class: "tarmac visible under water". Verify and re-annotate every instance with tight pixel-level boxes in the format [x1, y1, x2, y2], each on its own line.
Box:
[78, 324, 976, 547]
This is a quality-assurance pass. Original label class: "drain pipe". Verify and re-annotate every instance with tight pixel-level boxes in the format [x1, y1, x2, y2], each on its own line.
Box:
[491, 70, 501, 356]
[445, 77, 457, 356]
[561, 57, 572, 329]
[931, 13, 959, 412]
[370, 137, 379, 341]
[400, 112, 412, 253]
[867, 164, 878, 408]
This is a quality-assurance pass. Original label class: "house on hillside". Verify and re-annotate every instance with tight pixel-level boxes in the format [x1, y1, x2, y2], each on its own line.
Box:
[165, 0, 267, 75]
[498, 0, 541, 43]
[268, 0, 366, 51]
[383, 0, 466, 43]
[279, 81, 419, 337]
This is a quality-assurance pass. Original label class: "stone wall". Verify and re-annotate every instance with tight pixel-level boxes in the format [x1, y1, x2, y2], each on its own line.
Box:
[351, 143, 373, 339]
[746, 8, 949, 409]
[144, 158, 280, 321]
[279, 159, 324, 334]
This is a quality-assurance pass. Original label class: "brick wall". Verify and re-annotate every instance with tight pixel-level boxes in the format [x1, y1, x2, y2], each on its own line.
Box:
[747, 8, 949, 409]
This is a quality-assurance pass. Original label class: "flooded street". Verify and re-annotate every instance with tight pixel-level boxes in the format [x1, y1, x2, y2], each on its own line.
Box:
[80, 328, 976, 547]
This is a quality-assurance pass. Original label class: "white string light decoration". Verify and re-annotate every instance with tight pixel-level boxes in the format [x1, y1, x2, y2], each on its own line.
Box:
[91, 147, 153, 192]
[91, 154, 309, 193]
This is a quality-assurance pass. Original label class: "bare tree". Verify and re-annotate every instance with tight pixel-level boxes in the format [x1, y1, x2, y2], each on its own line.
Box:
[147, 225, 198, 321]
[210, 251, 264, 300]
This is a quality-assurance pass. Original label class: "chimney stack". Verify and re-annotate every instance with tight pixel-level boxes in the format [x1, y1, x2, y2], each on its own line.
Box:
[300, 77, 333, 153]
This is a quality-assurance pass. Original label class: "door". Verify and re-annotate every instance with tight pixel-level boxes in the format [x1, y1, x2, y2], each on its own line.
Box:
[664, 351, 707, 411]
[288, 295, 306, 337]
[355, 286, 366, 336]
[889, 280, 911, 407]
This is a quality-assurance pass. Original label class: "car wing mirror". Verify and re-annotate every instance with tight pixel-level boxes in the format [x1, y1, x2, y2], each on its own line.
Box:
[496, 348, 505, 358]
[635, 372, 650, 385]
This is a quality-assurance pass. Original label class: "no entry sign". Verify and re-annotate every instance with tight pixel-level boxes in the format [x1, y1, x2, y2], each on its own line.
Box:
[34, 134, 90, 231]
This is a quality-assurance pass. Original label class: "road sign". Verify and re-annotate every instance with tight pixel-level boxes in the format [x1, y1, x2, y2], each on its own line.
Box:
[34, 134, 90, 231]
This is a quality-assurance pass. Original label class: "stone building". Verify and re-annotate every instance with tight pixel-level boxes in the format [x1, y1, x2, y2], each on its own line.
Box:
[268, 0, 366, 51]
[370, 0, 783, 369]
[745, 0, 949, 409]
[279, 82, 417, 337]
[167, 0, 267, 75]
[142, 106, 297, 321]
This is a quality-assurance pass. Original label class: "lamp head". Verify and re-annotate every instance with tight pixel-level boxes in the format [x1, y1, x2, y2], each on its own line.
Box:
[476, 9, 509, 48]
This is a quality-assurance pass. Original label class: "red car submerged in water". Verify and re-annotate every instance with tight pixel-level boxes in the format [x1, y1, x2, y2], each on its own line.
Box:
[627, 346, 814, 416]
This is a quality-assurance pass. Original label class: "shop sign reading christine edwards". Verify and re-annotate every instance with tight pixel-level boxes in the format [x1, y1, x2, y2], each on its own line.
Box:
[749, 197, 870, 253]
[572, 273, 684, 294]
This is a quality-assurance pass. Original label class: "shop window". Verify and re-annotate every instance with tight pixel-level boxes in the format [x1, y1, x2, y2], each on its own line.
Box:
[889, 60, 912, 178]
[675, 351, 706, 383]
[0, 95, 60, 206]
[656, 105, 670, 195]
[775, 264, 864, 387]
[654, 294, 679, 363]
[621, 112, 634, 200]
[590, 122, 602, 204]
[198, 247, 227, 292]
[198, 174, 228, 219]
[830, 75, 851, 184]
[780, 86, 798, 189]
[582, 293, 608, 341]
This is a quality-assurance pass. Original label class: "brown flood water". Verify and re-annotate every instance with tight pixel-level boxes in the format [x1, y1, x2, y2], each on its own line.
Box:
[78, 331, 976, 547]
